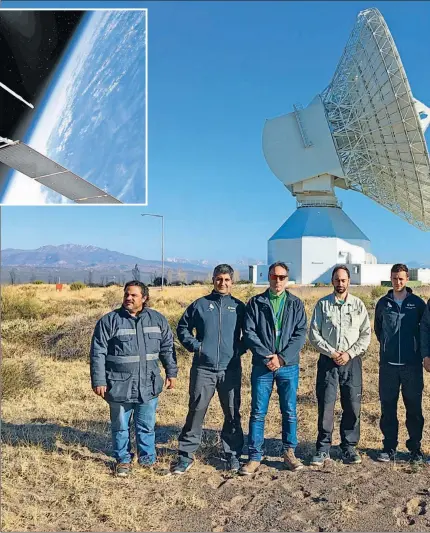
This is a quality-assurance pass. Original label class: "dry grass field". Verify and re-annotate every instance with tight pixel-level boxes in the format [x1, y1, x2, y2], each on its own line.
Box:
[2, 283, 430, 532]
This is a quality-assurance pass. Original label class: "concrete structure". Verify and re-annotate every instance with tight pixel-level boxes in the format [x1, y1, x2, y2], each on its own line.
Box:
[410, 268, 430, 284]
[348, 263, 394, 286]
[266, 206, 377, 285]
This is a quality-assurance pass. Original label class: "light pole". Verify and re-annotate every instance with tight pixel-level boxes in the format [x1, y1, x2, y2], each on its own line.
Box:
[141, 213, 165, 290]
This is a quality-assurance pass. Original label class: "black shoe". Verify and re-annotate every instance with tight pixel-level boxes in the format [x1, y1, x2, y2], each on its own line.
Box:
[227, 456, 241, 473]
[310, 451, 330, 466]
[377, 449, 396, 462]
[410, 449, 424, 465]
[171, 456, 194, 475]
[341, 448, 362, 464]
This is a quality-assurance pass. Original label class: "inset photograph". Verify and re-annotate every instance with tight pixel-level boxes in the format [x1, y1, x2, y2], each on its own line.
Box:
[0, 9, 147, 204]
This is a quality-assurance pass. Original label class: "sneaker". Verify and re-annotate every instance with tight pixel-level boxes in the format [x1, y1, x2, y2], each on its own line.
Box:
[310, 451, 330, 466]
[115, 462, 132, 477]
[377, 449, 396, 462]
[239, 460, 261, 476]
[171, 456, 194, 475]
[410, 449, 424, 465]
[227, 456, 241, 473]
[341, 448, 362, 464]
[283, 448, 304, 471]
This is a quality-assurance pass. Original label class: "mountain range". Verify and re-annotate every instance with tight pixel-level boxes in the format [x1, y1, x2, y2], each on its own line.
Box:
[0, 244, 257, 283]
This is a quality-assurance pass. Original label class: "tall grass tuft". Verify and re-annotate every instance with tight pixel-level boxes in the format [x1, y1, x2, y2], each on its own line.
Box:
[1, 360, 43, 399]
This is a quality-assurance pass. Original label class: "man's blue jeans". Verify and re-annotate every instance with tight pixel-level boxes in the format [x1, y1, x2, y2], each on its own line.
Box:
[248, 364, 299, 461]
[109, 398, 158, 464]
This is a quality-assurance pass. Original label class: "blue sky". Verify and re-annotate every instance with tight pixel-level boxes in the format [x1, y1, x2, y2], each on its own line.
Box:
[1, 1, 430, 265]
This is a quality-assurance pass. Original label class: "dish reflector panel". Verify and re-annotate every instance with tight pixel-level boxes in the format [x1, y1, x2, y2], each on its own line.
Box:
[0, 141, 122, 204]
[322, 8, 430, 229]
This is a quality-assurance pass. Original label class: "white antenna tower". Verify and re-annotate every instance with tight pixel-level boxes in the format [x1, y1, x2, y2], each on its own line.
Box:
[261, 7, 430, 284]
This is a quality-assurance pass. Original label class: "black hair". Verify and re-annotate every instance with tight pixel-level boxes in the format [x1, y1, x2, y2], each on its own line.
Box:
[332, 264, 350, 280]
[391, 263, 409, 274]
[268, 261, 289, 276]
[212, 264, 234, 279]
[124, 280, 150, 307]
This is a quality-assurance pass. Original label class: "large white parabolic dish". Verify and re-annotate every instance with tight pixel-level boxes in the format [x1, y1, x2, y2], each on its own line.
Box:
[263, 8, 430, 230]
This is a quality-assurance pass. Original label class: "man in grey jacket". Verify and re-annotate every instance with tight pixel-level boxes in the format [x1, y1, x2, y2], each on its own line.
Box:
[90, 281, 177, 477]
[309, 265, 371, 466]
[171, 264, 245, 475]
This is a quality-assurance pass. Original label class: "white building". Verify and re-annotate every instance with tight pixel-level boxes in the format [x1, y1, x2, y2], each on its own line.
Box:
[249, 205, 396, 286]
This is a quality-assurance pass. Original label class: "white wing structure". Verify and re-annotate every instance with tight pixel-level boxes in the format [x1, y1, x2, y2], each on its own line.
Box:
[263, 7, 430, 230]
[0, 138, 122, 203]
[0, 81, 122, 204]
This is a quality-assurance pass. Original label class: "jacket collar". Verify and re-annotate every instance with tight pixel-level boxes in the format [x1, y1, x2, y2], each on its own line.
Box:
[330, 292, 352, 305]
[386, 287, 413, 301]
[257, 288, 289, 304]
[119, 305, 147, 319]
[208, 290, 232, 302]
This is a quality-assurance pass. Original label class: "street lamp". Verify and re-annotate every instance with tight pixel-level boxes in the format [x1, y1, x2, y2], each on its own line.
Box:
[141, 213, 165, 290]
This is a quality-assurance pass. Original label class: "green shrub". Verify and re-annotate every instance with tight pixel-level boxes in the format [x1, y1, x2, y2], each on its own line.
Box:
[70, 281, 87, 291]
[1, 360, 43, 400]
[358, 294, 374, 311]
[371, 286, 387, 300]
[32, 280, 44, 285]
[1, 292, 47, 320]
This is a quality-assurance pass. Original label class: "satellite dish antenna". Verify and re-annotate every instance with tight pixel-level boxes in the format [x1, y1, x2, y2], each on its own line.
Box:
[262, 7, 430, 284]
[0, 81, 122, 204]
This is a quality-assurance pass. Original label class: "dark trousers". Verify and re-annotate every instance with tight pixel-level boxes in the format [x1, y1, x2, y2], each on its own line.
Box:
[178, 365, 244, 460]
[379, 363, 424, 452]
[316, 354, 362, 452]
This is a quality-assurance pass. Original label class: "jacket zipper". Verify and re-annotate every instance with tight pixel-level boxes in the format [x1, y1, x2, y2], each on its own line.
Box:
[216, 298, 222, 370]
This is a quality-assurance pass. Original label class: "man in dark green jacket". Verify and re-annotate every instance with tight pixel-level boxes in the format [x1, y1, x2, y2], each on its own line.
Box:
[171, 264, 246, 475]
[374, 264, 426, 463]
[90, 281, 177, 477]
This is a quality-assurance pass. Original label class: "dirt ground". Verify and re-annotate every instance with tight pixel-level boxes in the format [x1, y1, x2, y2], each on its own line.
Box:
[2, 284, 430, 532]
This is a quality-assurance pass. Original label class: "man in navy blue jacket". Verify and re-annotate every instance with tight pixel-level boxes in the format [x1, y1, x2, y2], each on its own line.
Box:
[374, 264, 426, 463]
[171, 264, 246, 474]
[240, 261, 307, 475]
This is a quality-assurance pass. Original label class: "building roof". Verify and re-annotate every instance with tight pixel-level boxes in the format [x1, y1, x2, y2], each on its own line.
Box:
[270, 207, 370, 241]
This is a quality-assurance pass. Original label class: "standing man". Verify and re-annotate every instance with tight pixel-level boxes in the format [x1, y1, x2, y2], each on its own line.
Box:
[375, 264, 426, 463]
[90, 281, 177, 477]
[240, 261, 307, 475]
[420, 298, 430, 374]
[309, 265, 371, 465]
[171, 264, 246, 475]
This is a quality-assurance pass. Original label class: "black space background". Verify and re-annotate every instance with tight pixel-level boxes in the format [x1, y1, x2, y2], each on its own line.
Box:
[0, 11, 85, 184]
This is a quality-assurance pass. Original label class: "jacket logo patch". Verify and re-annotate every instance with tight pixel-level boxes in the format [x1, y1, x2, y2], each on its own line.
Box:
[387, 303, 392, 308]
[209, 303, 215, 311]
[227, 306, 236, 311]
[406, 304, 416, 309]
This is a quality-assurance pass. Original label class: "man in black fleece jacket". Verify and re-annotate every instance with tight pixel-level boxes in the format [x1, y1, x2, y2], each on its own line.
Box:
[374, 264, 426, 464]
[171, 264, 245, 474]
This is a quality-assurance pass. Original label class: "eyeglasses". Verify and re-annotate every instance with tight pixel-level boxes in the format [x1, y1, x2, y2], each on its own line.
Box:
[269, 275, 288, 281]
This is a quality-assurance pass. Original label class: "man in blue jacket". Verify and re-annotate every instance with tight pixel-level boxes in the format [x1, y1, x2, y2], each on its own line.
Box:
[171, 264, 246, 475]
[90, 281, 177, 477]
[240, 261, 307, 475]
[374, 264, 426, 463]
